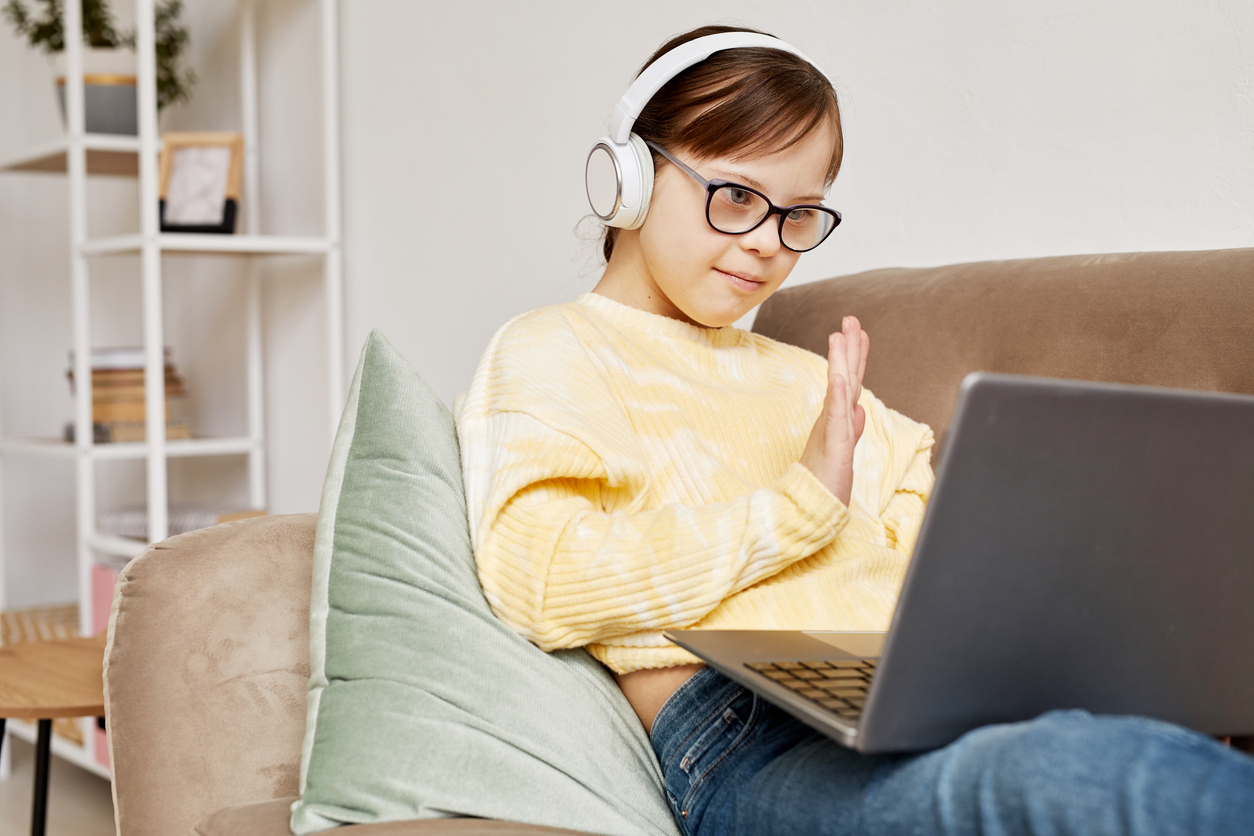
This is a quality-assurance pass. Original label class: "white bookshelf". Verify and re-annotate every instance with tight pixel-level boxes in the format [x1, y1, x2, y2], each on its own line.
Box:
[0, 0, 345, 779]
[5, 720, 111, 781]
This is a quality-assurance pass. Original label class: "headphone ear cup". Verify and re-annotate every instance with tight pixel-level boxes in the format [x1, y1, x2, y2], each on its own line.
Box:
[619, 133, 654, 231]
[585, 134, 656, 229]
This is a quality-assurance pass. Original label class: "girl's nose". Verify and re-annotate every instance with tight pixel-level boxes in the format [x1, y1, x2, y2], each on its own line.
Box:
[739, 217, 782, 257]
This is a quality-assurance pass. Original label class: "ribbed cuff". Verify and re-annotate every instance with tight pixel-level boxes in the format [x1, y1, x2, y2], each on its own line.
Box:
[776, 462, 849, 543]
[587, 641, 704, 675]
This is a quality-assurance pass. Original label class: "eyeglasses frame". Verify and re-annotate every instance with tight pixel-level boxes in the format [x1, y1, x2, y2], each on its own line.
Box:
[644, 140, 841, 253]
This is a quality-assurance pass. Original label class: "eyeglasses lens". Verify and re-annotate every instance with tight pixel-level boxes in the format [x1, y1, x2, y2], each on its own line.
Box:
[708, 185, 836, 252]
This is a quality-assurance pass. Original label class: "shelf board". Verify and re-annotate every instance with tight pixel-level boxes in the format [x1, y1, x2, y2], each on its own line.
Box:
[93, 435, 260, 459]
[2, 436, 259, 460]
[0, 134, 142, 177]
[5, 718, 111, 780]
[0, 438, 77, 459]
[80, 233, 335, 256]
[87, 533, 147, 560]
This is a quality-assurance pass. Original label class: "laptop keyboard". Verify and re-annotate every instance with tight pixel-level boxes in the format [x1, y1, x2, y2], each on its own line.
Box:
[745, 659, 876, 721]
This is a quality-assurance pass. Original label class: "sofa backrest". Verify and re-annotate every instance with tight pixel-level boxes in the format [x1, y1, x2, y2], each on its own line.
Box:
[753, 248, 1254, 460]
[104, 513, 316, 836]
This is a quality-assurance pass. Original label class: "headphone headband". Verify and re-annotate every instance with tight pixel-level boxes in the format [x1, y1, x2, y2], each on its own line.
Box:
[608, 32, 813, 144]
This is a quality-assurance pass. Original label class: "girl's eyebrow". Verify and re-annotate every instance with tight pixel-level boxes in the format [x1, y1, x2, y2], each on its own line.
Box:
[712, 168, 825, 204]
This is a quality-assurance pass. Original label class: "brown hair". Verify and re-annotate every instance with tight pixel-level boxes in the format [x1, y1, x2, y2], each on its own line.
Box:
[602, 24, 844, 261]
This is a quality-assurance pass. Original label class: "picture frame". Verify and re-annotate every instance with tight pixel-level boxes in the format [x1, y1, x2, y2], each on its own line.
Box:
[158, 132, 244, 234]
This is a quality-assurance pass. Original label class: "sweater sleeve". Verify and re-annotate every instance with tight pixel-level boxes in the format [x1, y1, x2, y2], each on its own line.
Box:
[856, 390, 936, 557]
[880, 431, 934, 555]
[468, 410, 847, 651]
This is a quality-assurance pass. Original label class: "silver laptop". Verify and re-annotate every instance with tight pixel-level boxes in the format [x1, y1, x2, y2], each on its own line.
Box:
[666, 372, 1254, 753]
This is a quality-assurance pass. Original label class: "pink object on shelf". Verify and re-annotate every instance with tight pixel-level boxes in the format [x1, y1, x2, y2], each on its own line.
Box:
[95, 726, 110, 769]
[91, 564, 121, 636]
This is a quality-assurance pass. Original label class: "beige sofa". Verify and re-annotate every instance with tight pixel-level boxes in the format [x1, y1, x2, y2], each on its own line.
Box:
[103, 247, 1254, 835]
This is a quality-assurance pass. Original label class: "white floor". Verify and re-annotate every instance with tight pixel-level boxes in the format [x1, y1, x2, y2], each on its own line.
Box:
[0, 737, 115, 836]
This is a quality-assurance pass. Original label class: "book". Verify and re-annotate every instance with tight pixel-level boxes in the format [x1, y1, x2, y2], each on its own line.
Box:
[89, 383, 186, 401]
[64, 419, 192, 444]
[68, 346, 173, 371]
[92, 400, 173, 424]
[91, 564, 120, 636]
[104, 420, 191, 442]
[68, 368, 184, 395]
[90, 395, 189, 425]
[97, 505, 267, 540]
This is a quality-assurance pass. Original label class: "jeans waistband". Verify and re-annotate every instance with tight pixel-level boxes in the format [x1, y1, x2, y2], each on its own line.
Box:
[650, 667, 746, 766]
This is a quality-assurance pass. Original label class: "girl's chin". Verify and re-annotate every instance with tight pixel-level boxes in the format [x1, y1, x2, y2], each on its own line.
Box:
[681, 303, 752, 329]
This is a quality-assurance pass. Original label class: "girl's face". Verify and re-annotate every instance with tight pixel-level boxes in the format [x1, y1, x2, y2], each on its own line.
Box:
[598, 122, 838, 328]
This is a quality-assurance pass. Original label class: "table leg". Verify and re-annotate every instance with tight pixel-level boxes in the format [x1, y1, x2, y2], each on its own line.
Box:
[0, 717, 6, 761]
[31, 718, 51, 836]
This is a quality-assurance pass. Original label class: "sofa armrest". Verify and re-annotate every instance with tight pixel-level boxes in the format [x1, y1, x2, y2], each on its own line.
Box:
[104, 514, 317, 836]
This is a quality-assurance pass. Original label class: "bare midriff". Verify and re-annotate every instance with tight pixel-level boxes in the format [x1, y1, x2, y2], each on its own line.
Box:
[614, 662, 705, 736]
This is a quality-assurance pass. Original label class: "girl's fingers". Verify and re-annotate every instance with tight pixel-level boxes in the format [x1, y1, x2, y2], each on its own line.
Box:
[829, 371, 848, 443]
[858, 330, 869, 387]
[828, 331, 846, 387]
[843, 317, 862, 405]
[854, 329, 869, 406]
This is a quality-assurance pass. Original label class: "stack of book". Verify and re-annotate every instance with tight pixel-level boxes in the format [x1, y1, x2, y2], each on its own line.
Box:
[65, 346, 191, 443]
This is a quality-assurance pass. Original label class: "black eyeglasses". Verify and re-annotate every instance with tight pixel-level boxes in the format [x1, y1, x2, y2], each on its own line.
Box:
[646, 141, 841, 253]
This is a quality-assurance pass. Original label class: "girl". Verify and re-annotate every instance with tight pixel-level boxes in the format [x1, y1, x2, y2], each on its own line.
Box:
[454, 24, 1254, 836]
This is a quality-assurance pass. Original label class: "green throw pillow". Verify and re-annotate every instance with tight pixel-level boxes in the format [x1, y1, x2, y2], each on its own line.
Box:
[291, 330, 679, 836]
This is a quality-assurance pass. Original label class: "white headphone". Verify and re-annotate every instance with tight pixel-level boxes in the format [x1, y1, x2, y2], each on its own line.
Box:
[585, 32, 814, 230]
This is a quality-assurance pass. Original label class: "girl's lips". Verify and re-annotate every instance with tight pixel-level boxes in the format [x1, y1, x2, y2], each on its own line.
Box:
[716, 268, 764, 291]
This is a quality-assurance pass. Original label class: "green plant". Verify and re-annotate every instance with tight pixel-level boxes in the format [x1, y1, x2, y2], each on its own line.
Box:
[3, 0, 195, 110]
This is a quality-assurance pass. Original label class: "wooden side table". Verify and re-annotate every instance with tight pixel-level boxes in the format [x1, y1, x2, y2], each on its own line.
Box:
[0, 634, 107, 836]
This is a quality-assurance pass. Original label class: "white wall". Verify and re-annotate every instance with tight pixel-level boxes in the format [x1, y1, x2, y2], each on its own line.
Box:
[2, 0, 1251, 608]
[341, 0, 1254, 408]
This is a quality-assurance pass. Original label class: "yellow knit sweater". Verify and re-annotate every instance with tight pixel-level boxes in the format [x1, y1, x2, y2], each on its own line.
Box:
[454, 292, 935, 674]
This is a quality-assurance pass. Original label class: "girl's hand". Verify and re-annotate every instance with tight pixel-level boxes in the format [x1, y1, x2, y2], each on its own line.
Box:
[799, 316, 868, 507]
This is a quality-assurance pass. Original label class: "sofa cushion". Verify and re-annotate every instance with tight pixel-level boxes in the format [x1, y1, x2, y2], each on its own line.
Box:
[291, 330, 678, 836]
[200, 797, 593, 836]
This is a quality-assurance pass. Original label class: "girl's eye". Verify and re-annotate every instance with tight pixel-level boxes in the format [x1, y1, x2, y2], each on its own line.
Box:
[725, 187, 751, 206]
[786, 208, 814, 226]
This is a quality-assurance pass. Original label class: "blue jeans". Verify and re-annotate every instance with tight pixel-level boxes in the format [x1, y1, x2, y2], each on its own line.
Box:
[650, 667, 1254, 836]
